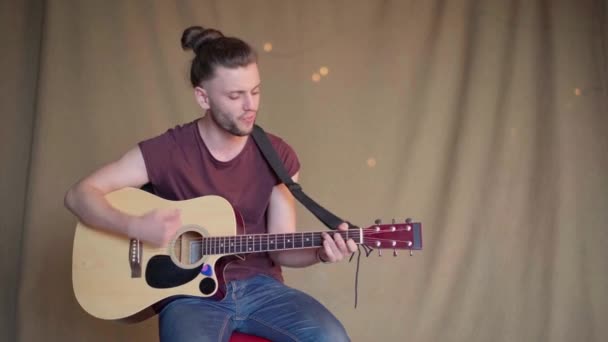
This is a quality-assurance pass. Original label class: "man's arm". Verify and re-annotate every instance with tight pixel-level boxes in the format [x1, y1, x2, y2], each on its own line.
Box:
[267, 173, 357, 267]
[64, 146, 181, 246]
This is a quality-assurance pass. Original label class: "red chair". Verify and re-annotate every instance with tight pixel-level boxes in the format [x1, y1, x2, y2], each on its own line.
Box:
[229, 332, 270, 342]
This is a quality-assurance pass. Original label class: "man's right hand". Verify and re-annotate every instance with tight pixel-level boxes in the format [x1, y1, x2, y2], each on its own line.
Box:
[127, 208, 182, 247]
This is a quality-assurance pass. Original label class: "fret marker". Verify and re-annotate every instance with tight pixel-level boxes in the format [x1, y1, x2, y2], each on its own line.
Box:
[271, 240, 274, 244]
[287, 240, 291, 243]
[249, 248, 252, 251]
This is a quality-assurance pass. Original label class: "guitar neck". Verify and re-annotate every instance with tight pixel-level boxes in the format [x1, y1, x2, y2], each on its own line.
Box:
[202, 230, 363, 256]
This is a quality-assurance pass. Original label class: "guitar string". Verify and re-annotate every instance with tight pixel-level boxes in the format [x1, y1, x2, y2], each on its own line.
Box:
[144, 237, 417, 253]
[163, 227, 416, 242]
[188, 231, 412, 243]
[139, 227, 412, 240]
[141, 228, 418, 252]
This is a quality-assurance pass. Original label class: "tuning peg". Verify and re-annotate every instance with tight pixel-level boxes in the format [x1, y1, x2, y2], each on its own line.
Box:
[374, 219, 382, 225]
[405, 217, 413, 223]
[393, 248, 398, 257]
[392, 218, 396, 224]
[378, 249, 382, 257]
[409, 249, 414, 256]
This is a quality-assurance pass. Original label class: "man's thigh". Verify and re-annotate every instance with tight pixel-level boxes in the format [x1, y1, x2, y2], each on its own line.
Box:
[158, 297, 235, 342]
[239, 277, 350, 342]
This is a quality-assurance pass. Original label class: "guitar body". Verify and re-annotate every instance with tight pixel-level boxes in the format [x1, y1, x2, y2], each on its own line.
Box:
[72, 188, 423, 322]
[72, 188, 242, 321]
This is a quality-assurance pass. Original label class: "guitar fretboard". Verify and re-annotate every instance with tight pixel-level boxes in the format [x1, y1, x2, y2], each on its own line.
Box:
[200, 230, 362, 255]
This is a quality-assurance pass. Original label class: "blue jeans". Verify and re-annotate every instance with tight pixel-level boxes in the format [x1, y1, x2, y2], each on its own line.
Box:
[158, 274, 350, 342]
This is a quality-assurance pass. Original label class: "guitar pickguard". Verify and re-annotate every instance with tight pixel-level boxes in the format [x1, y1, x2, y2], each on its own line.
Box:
[145, 255, 201, 289]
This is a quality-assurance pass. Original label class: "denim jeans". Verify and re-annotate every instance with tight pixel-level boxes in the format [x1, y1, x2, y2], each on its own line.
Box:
[158, 274, 350, 342]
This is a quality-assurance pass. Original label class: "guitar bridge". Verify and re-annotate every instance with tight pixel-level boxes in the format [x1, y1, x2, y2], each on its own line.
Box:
[129, 239, 142, 278]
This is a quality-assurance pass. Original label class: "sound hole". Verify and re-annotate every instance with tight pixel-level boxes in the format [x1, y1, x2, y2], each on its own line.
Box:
[169, 227, 207, 269]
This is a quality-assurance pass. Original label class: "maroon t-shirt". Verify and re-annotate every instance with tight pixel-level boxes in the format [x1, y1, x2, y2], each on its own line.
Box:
[138, 119, 300, 283]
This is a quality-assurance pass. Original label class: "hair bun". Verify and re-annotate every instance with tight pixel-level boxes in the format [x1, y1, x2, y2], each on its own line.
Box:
[181, 26, 224, 52]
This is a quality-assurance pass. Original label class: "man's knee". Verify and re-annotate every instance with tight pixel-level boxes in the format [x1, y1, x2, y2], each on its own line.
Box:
[313, 318, 350, 342]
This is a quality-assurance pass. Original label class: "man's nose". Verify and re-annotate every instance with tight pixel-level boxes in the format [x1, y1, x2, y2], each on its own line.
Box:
[243, 94, 257, 111]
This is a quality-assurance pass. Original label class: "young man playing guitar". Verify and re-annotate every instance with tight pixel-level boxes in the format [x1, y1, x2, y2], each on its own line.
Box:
[64, 26, 357, 342]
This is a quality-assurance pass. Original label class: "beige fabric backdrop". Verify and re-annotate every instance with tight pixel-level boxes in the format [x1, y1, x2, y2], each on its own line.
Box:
[2, 0, 607, 341]
[1, 0, 44, 341]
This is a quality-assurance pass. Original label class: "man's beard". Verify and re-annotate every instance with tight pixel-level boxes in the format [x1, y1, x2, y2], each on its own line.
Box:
[209, 110, 253, 137]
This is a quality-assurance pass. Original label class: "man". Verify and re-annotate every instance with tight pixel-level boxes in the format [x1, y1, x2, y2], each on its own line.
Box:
[64, 26, 357, 342]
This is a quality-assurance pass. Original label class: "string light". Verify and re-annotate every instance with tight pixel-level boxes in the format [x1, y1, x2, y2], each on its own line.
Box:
[263, 43, 273, 52]
[367, 158, 377, 168]
[312, 73, 321, 82]
[320, 66, 329, 76]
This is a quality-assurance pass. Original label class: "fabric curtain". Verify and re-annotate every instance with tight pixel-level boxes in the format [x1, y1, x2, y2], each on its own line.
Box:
[2, 0, 606, 341]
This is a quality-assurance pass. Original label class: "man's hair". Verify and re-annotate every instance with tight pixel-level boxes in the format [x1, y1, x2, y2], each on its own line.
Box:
[181, 26, 257, 87]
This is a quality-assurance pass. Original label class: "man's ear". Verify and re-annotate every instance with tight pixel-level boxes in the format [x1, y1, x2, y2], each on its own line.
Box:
[194, 87, 210, 110]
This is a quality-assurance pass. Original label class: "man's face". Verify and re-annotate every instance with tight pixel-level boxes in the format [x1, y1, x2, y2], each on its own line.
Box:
[199, 63, 261, 136]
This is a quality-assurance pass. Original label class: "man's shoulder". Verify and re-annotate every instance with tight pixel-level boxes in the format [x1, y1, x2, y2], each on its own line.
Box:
[163, 119, 198, 138]
[256, 129, 300, 176]
[264, 131, 286, 145]
[261, 130, 296, 154]
[138, 119, 199, 159]
[140, 119, 197, 144]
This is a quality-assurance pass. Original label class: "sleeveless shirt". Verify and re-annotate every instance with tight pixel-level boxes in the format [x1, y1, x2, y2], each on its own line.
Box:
[138, 119, 300, 283]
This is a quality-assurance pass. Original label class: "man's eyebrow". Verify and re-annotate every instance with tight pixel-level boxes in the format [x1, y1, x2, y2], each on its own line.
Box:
[227, 83, 262, 93]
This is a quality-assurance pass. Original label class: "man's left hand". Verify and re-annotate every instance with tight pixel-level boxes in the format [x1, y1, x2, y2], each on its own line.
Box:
[318, 222, 358, 263]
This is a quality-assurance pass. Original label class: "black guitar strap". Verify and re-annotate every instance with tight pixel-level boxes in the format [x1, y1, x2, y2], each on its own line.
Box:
[253, 125, 370, 308]
[251, 125, 355, 230]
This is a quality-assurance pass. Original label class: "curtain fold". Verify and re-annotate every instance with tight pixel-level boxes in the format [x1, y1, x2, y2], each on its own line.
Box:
[0, 0, 44, 341]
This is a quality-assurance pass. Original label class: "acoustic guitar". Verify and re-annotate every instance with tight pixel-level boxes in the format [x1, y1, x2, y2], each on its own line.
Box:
[72, 187, 423, 321]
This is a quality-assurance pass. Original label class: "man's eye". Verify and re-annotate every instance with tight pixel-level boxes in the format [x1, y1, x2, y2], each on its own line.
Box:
[229, 94, 240, 100]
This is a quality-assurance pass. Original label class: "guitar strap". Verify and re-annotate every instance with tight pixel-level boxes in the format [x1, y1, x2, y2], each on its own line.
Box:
[252, 125, 371, 308]
[251, 124, 355, 230]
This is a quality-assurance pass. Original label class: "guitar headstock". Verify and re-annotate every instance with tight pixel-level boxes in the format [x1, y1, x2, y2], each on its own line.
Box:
[362, 219, 423, 254]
